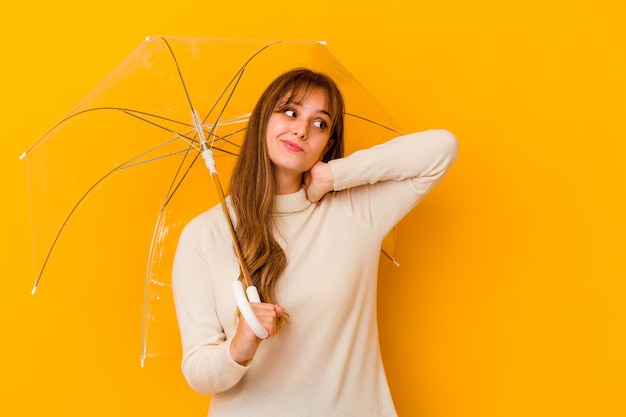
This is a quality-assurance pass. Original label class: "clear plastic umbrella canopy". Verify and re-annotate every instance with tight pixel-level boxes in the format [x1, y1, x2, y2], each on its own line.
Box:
[21, 36, 404, 365]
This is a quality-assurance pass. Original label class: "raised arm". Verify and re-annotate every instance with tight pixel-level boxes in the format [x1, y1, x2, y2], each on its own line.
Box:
[329, 129, 458, 236]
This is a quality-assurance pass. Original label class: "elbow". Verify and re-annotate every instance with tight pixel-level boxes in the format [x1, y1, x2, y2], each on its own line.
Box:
[423, 129, 459, 174]
[181, 358, 215, 396]
[434, 129, 459, 165]
[185, 380, 214, 397]
[180, 345, 247, 396]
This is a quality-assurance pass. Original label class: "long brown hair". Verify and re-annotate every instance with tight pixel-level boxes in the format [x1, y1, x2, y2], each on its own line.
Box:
[229, 68, 345, 327]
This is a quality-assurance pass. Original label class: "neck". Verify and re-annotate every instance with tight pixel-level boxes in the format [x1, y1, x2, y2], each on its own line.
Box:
[274, 172, 303, 195]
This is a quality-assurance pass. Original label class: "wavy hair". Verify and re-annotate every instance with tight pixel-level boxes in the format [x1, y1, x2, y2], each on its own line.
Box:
[229, 68, 345, 328]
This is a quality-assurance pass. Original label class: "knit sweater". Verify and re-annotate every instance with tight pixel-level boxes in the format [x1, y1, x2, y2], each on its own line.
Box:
[172, 129, 458, 416]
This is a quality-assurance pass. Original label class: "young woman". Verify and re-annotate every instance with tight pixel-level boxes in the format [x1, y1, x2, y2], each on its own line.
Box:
[173, 68, 458, 416]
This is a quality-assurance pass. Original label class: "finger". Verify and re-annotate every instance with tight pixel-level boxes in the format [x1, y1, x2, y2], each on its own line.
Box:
[249, 303, 283, 336]
[249, 302, 279, 314]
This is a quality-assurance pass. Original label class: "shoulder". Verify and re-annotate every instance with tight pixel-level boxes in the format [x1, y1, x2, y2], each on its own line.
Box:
[179, 202, 231, 246]
[185, 203, 226, 227]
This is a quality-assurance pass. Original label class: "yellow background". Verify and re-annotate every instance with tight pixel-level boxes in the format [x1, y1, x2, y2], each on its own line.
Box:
[2, 1, 624, 416]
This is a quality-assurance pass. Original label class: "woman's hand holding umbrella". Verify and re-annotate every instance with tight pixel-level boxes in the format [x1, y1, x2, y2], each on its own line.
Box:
[230, 301, 285, 365]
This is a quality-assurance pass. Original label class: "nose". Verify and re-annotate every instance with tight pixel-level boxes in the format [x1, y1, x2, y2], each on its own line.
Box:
[293, 120, 308, 139]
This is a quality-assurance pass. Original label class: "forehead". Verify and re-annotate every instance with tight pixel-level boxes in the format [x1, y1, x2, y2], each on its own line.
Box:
[280, 86, 329, 108]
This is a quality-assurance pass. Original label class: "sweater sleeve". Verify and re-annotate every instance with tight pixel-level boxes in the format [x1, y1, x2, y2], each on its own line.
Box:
[328, 129, 458, 236]
[172, 211, 250, 395]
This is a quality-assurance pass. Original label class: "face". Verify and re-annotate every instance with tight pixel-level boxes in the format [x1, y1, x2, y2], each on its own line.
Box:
[266, 88, 333, 190]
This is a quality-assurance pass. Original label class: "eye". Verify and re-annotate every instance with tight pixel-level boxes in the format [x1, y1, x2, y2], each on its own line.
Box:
[284, 108, 297, 118]
[313, 119, 328, 129]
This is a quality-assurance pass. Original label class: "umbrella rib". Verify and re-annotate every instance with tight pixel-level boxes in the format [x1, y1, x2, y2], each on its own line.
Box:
[30, 137, 199, 292]
[120, 147, 199, 169]
[211, 127, 246, 155]
[160, 145, 202, 209]
[345, 112, 405, 135]
[21, 107, 196, 159]
[156, 124, 248, 210]
[134, 134, 243, 210]
[200, 42, 282, 147]
[120, 109, 247, 154]
[121, 110, 200, 145]
[161, 38, 199, 131]
[205, 67, 247, 149]
[31, 164, 124, 292]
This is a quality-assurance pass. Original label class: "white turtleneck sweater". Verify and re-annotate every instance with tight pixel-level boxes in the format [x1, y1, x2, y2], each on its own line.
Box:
[173, 129, 458, 417]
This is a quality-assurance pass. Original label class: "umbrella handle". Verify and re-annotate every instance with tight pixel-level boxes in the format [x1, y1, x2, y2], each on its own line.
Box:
[232, 281, 269, 339]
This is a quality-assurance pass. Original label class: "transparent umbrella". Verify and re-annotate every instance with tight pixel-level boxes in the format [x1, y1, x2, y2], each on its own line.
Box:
[20, 36, 404, 366]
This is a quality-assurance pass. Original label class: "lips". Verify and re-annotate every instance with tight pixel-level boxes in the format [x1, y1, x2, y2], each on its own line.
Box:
[281, 139, 303, 152]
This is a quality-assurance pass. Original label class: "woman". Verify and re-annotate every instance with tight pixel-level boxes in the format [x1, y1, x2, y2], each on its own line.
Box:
[173, 68, 458, 416]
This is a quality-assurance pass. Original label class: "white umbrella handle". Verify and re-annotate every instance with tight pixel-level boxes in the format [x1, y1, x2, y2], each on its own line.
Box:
[232, 281, 269, 339]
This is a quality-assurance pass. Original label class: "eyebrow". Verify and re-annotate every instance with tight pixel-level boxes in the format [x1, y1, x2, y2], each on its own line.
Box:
[289, 100, 331, 118]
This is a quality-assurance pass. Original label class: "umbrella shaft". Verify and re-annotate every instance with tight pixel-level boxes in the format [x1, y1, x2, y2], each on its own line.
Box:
[211, 173, 253, 288]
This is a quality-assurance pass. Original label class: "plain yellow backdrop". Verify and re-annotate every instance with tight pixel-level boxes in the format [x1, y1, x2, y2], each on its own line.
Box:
[2, 1, 624, 416]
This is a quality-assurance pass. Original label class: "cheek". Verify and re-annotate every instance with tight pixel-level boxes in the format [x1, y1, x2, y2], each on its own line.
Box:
[266, 115, 285, 136]
[309, 138, 331, 161]
[265, 133, 279, 160]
